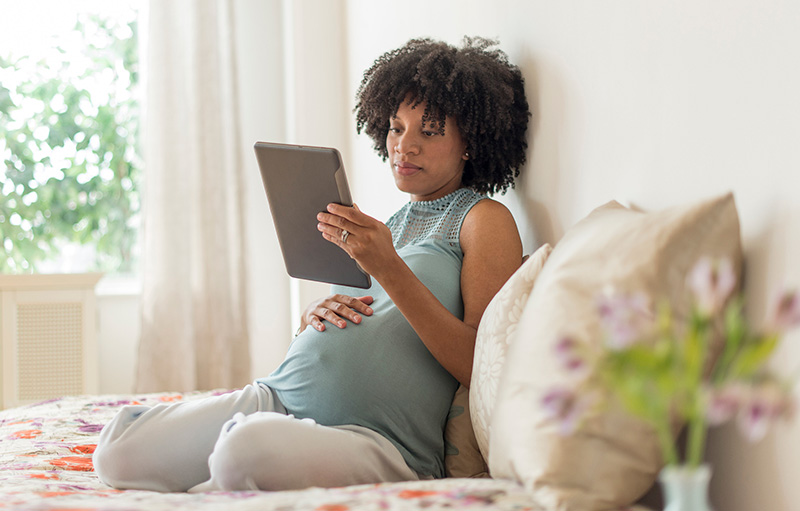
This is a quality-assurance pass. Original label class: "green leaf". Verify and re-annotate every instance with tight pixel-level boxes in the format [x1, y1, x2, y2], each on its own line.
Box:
[729, 336, 779, 379]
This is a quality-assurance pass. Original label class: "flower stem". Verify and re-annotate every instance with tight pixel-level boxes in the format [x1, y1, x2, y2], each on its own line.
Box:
[657, 419, 679, 466]
[687, 414, 707, 467]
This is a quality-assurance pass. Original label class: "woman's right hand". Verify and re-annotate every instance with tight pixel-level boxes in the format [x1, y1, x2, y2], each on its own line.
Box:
[299, 294, 374, 333]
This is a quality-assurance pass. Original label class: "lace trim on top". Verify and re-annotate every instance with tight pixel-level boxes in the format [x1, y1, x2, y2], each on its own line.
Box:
[386, 188, 486, 251]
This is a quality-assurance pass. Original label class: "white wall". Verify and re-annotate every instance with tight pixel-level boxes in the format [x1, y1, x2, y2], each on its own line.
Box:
[343, 1, 800, 510]
[96, 287, 139, 394]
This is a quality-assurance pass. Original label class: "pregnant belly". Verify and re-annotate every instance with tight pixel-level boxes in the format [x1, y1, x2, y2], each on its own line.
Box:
[261, 307, 453, 427]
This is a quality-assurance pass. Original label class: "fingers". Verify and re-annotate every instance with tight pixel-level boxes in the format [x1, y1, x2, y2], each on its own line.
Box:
[326, 203, 375, 225]
[315, 304, 349, 329]
[349, 295, 374, 315]
[316, 212, 351, 232]
[316, 204, 396, 280]
[318, 227, 351, 250]
[309, 294, 373, 331]
[331, 294, 373, 320]
[308, 316, 327, 332]
[317, 204, 377, 235]
[316, 211, 356, 251]
[317, 205, 383, 252]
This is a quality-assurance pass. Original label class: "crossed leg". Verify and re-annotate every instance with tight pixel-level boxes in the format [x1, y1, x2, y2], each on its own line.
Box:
[189, 412, 418, 492]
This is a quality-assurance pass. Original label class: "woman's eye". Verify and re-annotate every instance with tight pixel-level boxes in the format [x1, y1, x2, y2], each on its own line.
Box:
[388, 127, 401, 134]
[422, 130, 437, 137]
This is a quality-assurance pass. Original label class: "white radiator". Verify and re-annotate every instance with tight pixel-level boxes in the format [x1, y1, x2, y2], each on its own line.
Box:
[0, 273, 102, 409]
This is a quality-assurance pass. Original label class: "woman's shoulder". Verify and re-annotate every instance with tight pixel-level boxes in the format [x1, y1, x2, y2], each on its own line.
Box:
[465, 196, 516, 224]
[460, 197, 520, 250]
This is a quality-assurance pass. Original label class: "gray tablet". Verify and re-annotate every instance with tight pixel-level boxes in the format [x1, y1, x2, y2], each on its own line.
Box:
[254, 141, 371, 289]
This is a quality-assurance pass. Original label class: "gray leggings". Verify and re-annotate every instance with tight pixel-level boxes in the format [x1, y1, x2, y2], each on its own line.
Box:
[93, 383, 418, 492]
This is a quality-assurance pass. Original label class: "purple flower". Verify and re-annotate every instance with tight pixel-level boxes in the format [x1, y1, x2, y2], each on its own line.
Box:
[771, 290, 800, 333]
[596, 291, 654, 350]
[705, 383, 747, 426]
[90, 400, 133, 407]
[554, 336, 586, 373]
[25, 397, 62, 407]
[739, 399, 772, 442]
[688, 257, 737, 315]
[541, 386, 593, 435]
[737, 383, 795, 442]
[75, 418, 104, 433]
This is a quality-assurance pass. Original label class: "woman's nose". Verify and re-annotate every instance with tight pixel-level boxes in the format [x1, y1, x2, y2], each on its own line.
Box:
[395, 131, 419, 155]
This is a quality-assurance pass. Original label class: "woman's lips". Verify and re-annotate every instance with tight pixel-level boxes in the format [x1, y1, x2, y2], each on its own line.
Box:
[394, 161, 421, 176]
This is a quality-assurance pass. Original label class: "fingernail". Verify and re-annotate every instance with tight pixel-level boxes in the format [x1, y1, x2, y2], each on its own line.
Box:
[366, 307, 373, 314]
[317, 212, 324, 220]
[339, 321, 345, 328]
[354, 315, 361, 323]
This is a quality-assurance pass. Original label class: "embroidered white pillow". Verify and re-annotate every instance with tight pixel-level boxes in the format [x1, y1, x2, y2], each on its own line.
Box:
[469, 243, 552, 460]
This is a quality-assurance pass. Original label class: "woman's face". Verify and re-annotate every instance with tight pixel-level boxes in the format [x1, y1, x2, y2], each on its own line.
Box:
[386, 99, 468, 202]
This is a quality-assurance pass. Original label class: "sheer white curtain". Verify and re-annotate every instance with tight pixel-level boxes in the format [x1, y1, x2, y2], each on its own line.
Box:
[136, 0, 352, 392]
[136, 0, 251, 392]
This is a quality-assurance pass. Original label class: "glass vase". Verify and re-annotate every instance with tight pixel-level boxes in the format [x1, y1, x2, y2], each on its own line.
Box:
[658, 464, 713, 511]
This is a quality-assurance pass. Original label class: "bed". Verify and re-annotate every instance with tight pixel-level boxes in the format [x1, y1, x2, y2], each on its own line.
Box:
[0, 389, 656, 511]
[0, 389, 550, 511]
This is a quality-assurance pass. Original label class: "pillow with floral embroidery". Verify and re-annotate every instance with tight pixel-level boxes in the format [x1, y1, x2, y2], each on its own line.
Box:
[469, 243, 552, 460]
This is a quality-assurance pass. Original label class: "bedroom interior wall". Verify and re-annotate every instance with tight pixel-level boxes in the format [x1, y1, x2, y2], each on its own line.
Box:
[343, 1, 800, 510]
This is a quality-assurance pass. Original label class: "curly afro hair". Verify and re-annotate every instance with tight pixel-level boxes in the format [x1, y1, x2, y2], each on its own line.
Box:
[354, 37, 530, 195]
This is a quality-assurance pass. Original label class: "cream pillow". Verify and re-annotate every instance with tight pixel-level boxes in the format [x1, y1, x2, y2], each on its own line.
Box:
[489, 193, 742, 511]
[470, 243, 553, 460]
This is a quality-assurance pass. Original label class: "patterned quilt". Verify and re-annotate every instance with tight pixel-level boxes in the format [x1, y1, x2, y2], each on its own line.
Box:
[0, 390, 540, 510]
[0, 391, 648, 511]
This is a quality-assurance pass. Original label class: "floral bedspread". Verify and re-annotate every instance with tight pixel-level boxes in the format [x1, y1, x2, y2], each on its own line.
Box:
[0, 390, 548, 511]
[0, 391, 653, 511]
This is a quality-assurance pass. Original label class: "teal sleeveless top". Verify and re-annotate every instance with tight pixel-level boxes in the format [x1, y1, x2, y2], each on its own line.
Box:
[260, 188, 486, 478]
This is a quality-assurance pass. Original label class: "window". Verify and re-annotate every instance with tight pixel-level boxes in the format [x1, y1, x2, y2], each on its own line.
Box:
[0, 1, 142, 275]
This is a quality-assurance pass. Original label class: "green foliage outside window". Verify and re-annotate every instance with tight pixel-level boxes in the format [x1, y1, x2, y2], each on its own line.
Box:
[0, 10, 140, 274]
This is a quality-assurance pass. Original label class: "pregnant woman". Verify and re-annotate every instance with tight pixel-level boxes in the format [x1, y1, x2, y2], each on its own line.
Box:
[94, 36, 530, 492]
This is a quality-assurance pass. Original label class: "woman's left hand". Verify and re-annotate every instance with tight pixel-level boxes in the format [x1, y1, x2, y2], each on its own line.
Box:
[317, 203, 399, 279]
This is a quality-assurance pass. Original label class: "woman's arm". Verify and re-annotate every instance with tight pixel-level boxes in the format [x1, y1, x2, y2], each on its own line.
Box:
[318, 200, 522, 387]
